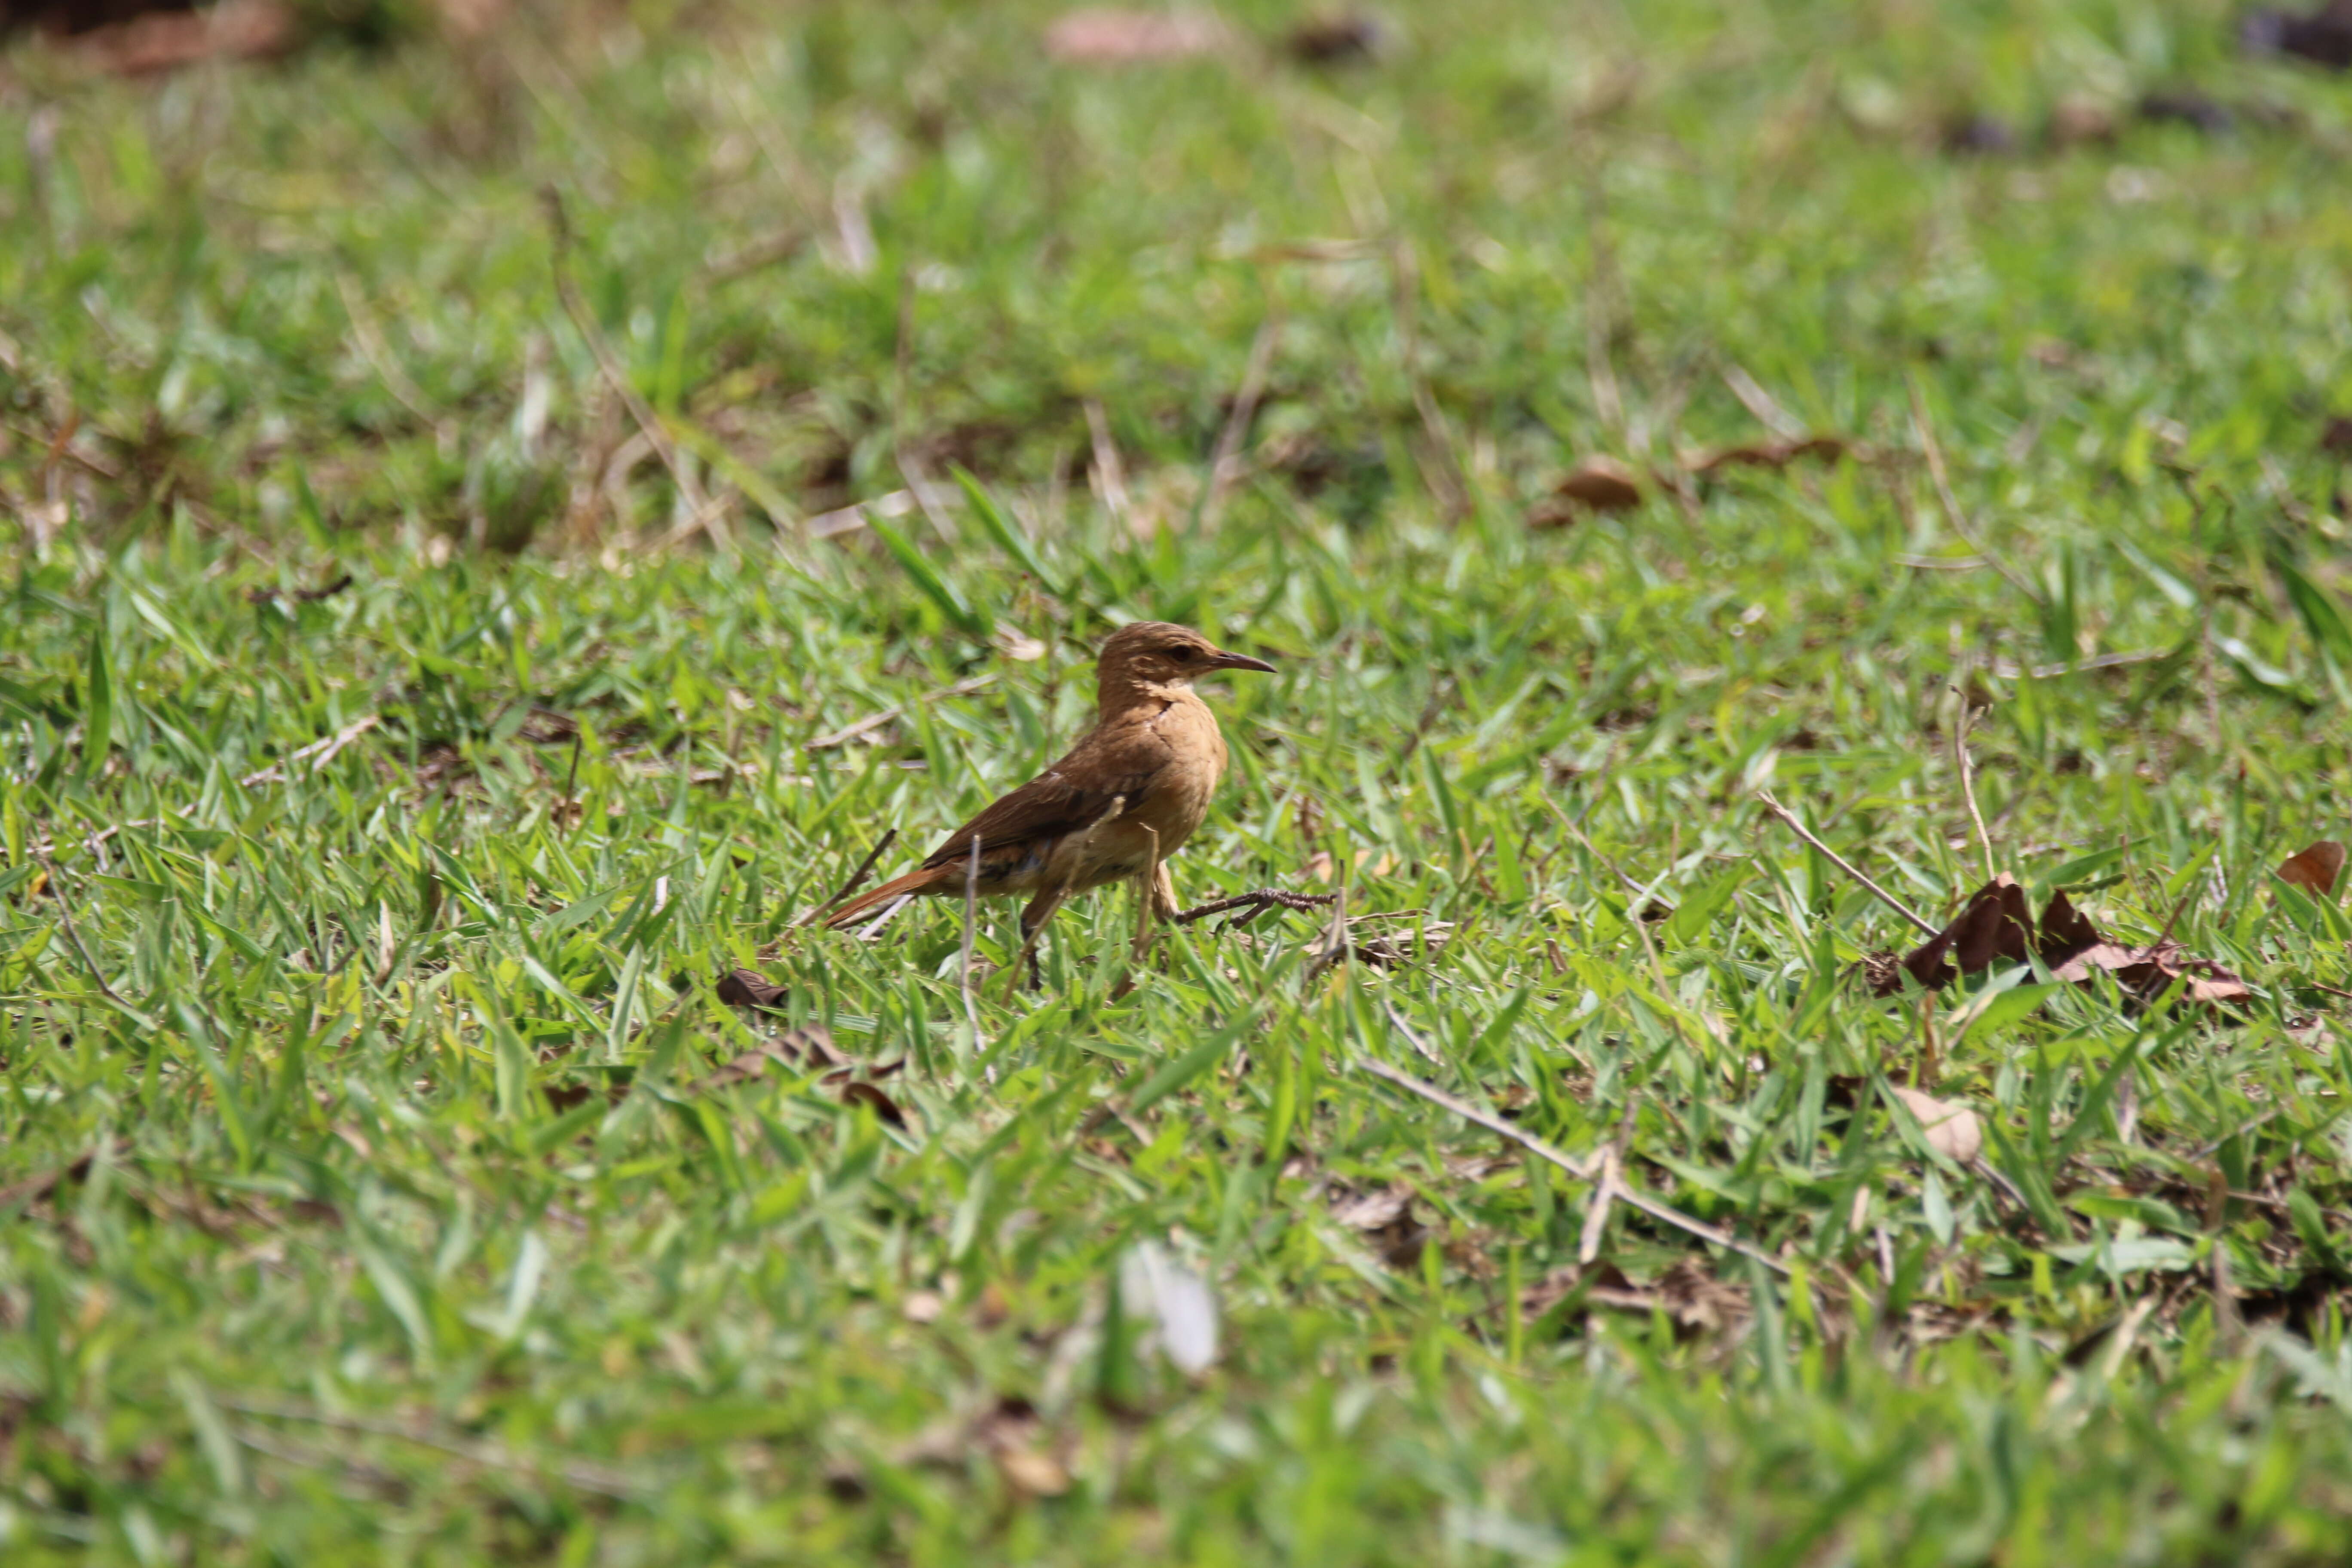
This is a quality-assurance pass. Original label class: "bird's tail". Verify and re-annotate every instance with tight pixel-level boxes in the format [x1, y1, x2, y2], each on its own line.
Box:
[821, 865, 949, 929]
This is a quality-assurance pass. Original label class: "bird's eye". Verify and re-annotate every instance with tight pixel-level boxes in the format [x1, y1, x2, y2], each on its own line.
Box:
[1172, 646, 1196, 662]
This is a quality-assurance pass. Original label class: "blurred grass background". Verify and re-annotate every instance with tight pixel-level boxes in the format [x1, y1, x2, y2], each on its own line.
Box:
[8, 1, 2352, 1563]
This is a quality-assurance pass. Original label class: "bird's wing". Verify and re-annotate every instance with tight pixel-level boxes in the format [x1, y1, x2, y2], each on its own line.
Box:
[919, 729, 1167, 870]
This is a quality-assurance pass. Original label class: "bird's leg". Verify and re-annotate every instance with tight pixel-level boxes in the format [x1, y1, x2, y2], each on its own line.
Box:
[1149, 860, 1179, 921]
[1170, 888, 1340, 929]
[1004, 883, 1070, 998]
[1130, 827, 1163, 965]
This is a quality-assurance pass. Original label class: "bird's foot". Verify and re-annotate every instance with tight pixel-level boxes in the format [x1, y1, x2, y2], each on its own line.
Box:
[1170, 888, 1340, 929]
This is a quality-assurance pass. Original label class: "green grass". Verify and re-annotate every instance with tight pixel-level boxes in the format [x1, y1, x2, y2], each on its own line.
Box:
[9, 0, 2352, 1561]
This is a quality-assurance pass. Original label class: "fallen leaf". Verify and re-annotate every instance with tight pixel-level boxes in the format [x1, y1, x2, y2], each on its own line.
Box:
[993, 1442, 1072, 1498]
[714, 967, 788, 1011]
[2279, 840, 2346, 900]
[1329, 1184, 1412, 1231]
[1877, 876, 2250, 1008]
[541, 1081, 620, 1114]
[245, 572, 353, 607]
[0, 1140, 122, 1212]
[2048, 96, 2119, 146]
[1286, 12, 1382, 64]
[1683, 435, 1853, 476]
[1941, 113, 2019, 156]
[902, 1290, 946, 1325]
[1541, 456, 1644, 519]
[1345, 920, 1453, 969]
[2138, 90, 2234, 134]
[63, 0, 297, 76]
[2242, 3, 2352, 69]
[1654, 1258, 1750, 1332]
[1889, 1084, 1983, 1164]
[966, 1396, 1071, 1496]
[1557, 1258, 1750, 1337]
[690, 1026, 851, 1093]
[838, 1080, 907, 1128]
[1044, 7, 1226, 63]
[1329, 1182, 1425, 1267]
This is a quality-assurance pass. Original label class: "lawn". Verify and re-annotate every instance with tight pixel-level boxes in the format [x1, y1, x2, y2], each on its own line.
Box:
[7, 0, 2352, 1561]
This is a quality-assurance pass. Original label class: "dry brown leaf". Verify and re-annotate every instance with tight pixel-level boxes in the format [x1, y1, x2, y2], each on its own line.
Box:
[714, 967, 789, 1011]
[1329, 1182, 1425, 1267]
[1305, 847, 1396, 884]
[2244, 4, 2352, 70]
[1044, 7, 1226, 62]
[1683, 435, 1853, 476]
[1546, 456, 1644, 516]
[2279, 840, 2346, 900]
[1874, 876, 2249, 1008]
[541, 1081, 622, 1115]
[64, 0, 297, 76]
[1286, 12, 1381, 63]
[1889, 1084, 1982, 1164]
[837, 1079, 908, 1127]
[1894, 876, 2034, 991]
[1525, 1259, 1752, 1340]
[1653, 1258, 1750, 1333]
[245, 572, 354, 607]
[690, 1025, 850, 1094]
[1329, 1184, 1413, 1231]
[2048, 96, 2120, 146]
[993, 1443, 1072, 1498]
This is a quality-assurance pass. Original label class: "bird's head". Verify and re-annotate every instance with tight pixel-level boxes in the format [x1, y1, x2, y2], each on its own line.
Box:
[1094, 621, 1275, 704]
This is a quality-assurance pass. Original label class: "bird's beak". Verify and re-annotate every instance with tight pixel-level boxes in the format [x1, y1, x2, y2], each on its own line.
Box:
[1206, 647, 1277, 674]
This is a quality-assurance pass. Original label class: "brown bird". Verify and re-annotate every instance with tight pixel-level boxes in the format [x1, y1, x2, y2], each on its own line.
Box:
[823, 622, 1276, 950]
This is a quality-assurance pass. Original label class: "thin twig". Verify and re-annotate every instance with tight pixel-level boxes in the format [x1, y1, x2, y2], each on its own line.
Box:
[806, 675, 996, 750]
[891, 266, 960, 548]
[1952, 680, 1996, 882]
[333, 270, 453, 452]
[1906, 375, 2037, 601]
[1988, 647, 2170, 680]
[795, 828, 900, 928]
[2134, 882, 2198, 963]
[1304, 880, 1351, 986]
[1083, 398, 1130, 527]
[542, 187, 722, 548]
[239, 714, 382, 788]
[1382, 1001, 1443, 1064]
[1755, 790, 1939, 937]
[215, 1396, 647, 1501]
[1540, 792, 1647, 897]
[37, 856, 131, 1010]
[1203, 309, 1282, 526]
[559, 731, 583, 834]
[1169, 888, 1338, 925]
[701, 227, 808, 287]
[1721, 364, 1805, 441]
[1354, 1054, 1791, 1276]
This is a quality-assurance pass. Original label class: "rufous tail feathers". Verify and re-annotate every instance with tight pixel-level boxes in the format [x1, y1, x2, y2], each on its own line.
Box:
[822, 866, 952, 929]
